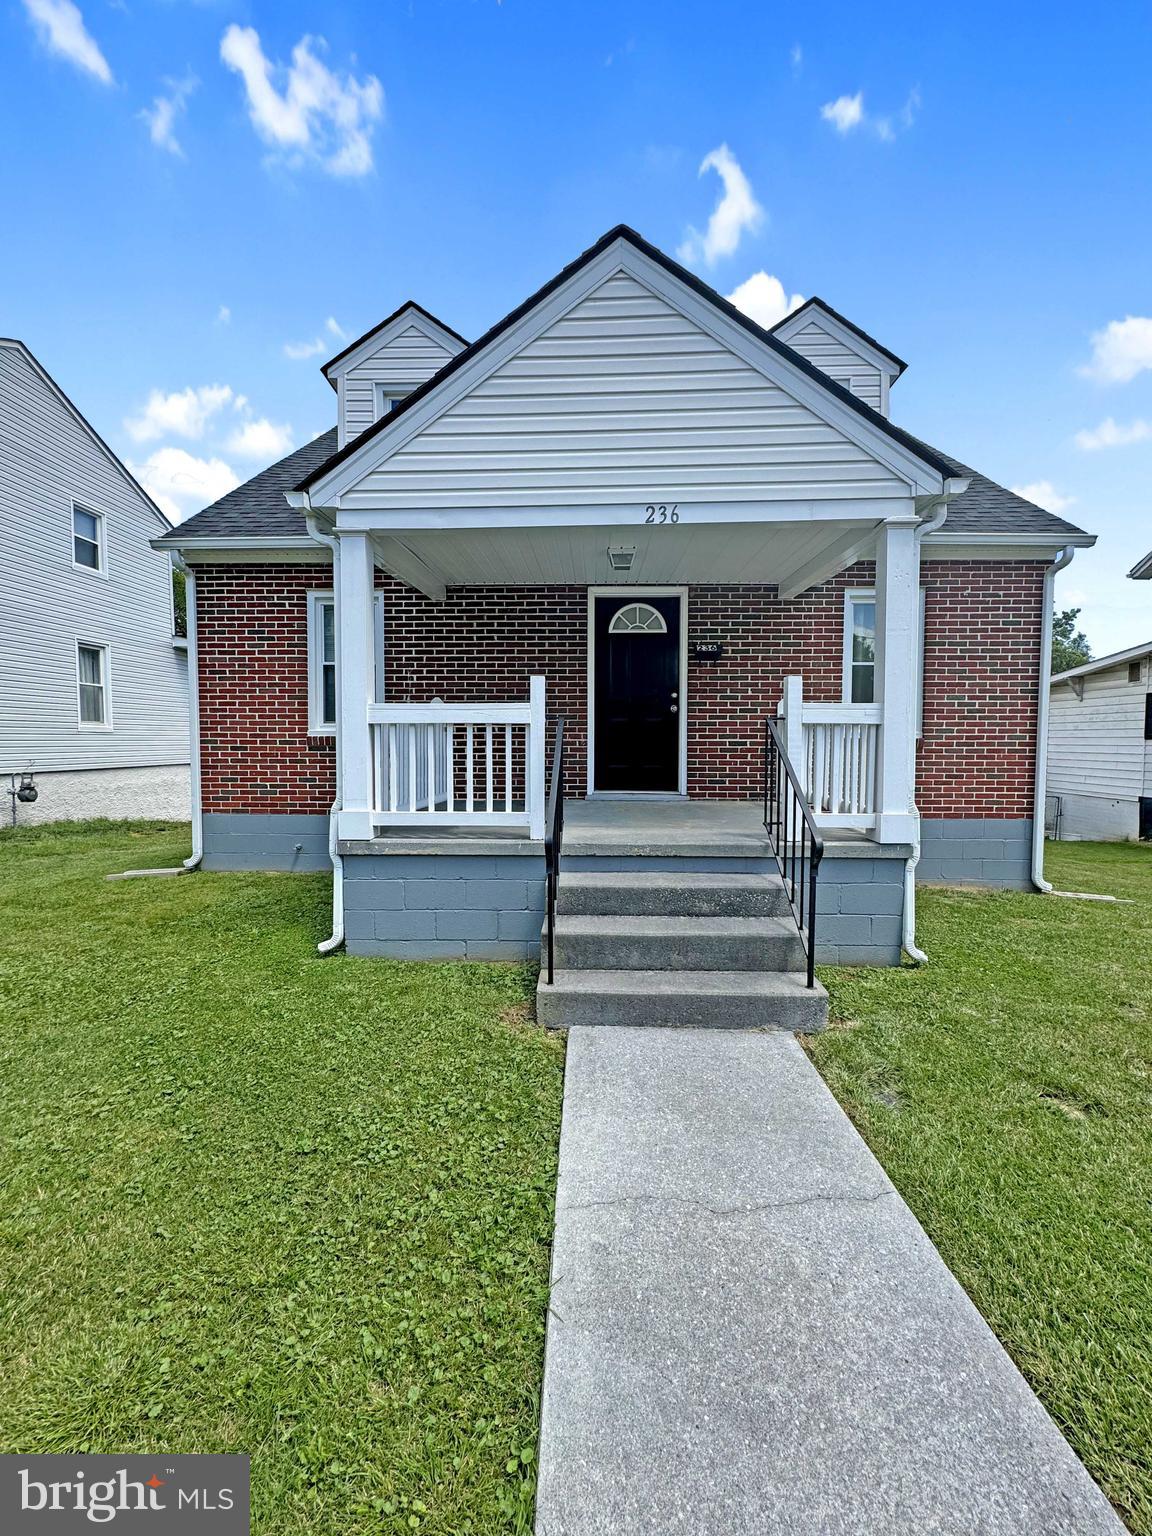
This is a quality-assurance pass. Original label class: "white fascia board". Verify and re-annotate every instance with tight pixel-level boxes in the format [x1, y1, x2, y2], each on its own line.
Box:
[923, 531, 1097, 560]
[151, 534, 317, 551]
[302, 237, 949, 507]
[323, 309, 466, 382]
[772, 304, 901, 382]
[1051, 639, 1152, 683]
[333, 498, 917, 535]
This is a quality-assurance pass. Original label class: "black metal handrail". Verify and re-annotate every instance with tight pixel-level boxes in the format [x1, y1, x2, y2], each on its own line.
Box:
[763, 717, 824, 988]
[542, 718, 566, 985]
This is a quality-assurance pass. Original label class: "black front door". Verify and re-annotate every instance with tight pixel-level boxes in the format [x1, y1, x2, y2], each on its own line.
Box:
[594, 595, 680, 792]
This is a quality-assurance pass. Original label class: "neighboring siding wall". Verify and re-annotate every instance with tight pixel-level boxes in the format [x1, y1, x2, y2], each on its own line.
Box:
[917, 560, 1047, 819]
[340, 325, 456, 444]
[1048, 665, 1149, 806]
[0, 346, 189, 775]
[779, 319, 884, 412]
[195, 559, 1045, 819]
[344, 272, 912, 510]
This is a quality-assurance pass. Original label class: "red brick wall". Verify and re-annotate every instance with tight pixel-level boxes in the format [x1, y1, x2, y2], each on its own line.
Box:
[917, 559, 1046, 819]
[193, 560, 1045, 819]
[195, 563, 336, 814]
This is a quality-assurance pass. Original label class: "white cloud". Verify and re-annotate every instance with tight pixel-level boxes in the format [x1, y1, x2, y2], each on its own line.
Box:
[727, 271, 804, 329]
[1079, 316, 1152, 385]
[790, 43, 802, 74]
[215, 305, 231, 326]
[821, 88, 919, 140]
[821, 92, 864, 133]
[129, 447, 239, 522]
[220, 25, 384, 177]
[125, 384, 235, 444]
[677, 144, 764, 267]
[325, 316, 346, 339]
[283, 336, 326, 360]
[21, 0, 112, 84]
[225, 418, 294, 459]
[141, 74, 197, 158]
[1010, 480, 1076, 513]
[1073, 417, 1152, 451]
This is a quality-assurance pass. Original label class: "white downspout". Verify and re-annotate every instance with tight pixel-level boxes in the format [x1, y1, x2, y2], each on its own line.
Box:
[901, 499, 952, 964]
[180, 558, 203, 872]
[1032, 545, 1077, 892]
[305, 510, 345, 954]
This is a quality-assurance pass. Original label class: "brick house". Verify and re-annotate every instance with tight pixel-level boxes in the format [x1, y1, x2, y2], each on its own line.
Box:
[155, 227, 1093, 1025]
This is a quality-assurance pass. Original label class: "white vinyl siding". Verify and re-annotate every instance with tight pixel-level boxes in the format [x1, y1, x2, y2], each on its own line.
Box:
[0, 343, 188, 774]
[1049, 663, 1152, 804]
[341, 325, 456, 443]
[783, 320, 884, 412]
[343, 272, 912, 512]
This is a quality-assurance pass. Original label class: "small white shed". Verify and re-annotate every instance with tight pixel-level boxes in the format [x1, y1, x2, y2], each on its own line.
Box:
[1048, 643, 1152, 840]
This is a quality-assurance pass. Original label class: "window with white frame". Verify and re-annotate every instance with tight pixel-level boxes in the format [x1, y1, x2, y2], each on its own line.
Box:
[843, 588, 928, 730]
[844, 593, 877, 703]
[373, 384, 408, 420]
[77, 642, 110, 727]
[72, 504, 105, 573]
[308, 591, 385, 732]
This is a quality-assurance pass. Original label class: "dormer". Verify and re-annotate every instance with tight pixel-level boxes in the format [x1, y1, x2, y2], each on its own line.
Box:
[323, 302, 468, 447]
[770, 298, 905, 417]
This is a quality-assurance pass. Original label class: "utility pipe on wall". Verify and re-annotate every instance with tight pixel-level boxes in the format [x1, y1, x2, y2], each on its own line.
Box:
[1031, 545, 1076, 892]
[180, 558, 203, 872]
[305, 514, 345, 954]
[901, 499, 951, 964]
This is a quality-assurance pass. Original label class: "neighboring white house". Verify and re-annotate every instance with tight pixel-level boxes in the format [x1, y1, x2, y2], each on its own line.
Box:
[0, 339, 189, 826]
[1048, 643, 1152, 841]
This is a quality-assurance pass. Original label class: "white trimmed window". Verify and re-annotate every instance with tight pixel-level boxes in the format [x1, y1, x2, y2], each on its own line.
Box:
[373, 384, 408, 420]
[843, 587, 928, 732]
[77, 642, 110, 727]
[843, 592, 877, 703]
[308, 592, 385, 733]
[72, 504, 105, 574]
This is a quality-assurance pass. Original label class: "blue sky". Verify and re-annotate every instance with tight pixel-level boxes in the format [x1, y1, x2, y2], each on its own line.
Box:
[3, 0, 1151, 653]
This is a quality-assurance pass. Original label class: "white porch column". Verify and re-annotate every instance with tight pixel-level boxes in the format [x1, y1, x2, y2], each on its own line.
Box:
[337, 530, 376, 840]
[779, 675, 805, 767]
[874, 517, 920, 844]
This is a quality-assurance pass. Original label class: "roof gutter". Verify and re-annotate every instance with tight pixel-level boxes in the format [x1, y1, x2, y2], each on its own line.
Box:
[902, 497, 952, 965]
[1032, 545, 1077, 892]
[304, 512, 345, 954]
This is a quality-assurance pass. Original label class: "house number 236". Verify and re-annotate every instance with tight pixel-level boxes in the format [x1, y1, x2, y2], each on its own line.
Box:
[644, 504, 679, 523]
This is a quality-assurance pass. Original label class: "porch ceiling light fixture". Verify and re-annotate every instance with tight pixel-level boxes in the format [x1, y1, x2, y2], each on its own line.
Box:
[607, 545, 636, 571]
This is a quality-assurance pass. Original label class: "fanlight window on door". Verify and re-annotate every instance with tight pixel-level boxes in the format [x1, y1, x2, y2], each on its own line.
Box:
[608, 603, 667, 635]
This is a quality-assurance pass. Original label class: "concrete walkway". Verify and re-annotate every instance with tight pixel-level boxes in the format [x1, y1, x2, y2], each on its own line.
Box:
[535, 1028, 1124, 1535]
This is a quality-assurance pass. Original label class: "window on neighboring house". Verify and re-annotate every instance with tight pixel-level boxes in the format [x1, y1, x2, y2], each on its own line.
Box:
[1128, 659, 1142, 684]
[373, 384, 407, 420]
[77, 642, 110, 727]
[72, 504, 104, 573]
[844, 593, 877, 703]
[308, 591, 385, 733]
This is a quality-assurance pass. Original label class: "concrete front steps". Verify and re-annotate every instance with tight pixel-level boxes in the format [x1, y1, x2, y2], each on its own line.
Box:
[536, 869, 828, 1032]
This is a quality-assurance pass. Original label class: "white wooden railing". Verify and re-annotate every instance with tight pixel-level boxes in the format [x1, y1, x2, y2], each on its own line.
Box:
[778, 677, 880, 829]
[367, 676, 546, 838]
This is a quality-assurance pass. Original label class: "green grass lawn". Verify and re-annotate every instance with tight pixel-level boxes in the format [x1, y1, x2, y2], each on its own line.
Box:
[810, 840, 1152, 1534]
[0, 821, 564, 1535]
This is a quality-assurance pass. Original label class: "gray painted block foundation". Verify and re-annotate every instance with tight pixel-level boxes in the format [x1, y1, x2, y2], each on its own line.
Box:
[919, 818, 1033, 889]
[343, 853, 546, 959]
[202, 812, 331, 871]
[815, 855, 906, 966]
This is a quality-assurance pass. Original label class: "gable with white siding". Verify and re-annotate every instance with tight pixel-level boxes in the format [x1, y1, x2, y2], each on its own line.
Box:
[339, 324, 459, 443]
[779, 319, 885, 412]
[336, 271, 918, 512]
[0, 342, 188, 775]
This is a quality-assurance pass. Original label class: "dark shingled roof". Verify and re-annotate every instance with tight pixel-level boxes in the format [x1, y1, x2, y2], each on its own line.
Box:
[163, 421, 1089, 546]
[168, 429, 337, 542]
